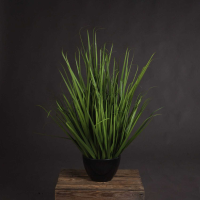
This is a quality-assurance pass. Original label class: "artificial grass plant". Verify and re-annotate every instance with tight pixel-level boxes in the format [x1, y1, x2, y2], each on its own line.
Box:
[38, 28, 162, 159]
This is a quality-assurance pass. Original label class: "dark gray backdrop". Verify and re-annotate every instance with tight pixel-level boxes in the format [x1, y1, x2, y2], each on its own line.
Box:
[1, 0, 200, 199]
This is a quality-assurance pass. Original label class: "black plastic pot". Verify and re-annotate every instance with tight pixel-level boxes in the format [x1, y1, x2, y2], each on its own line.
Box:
[82, 155, 121, 182]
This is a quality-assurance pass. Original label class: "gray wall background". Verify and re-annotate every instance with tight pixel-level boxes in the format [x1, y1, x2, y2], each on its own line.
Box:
[1, 0, 200, 199]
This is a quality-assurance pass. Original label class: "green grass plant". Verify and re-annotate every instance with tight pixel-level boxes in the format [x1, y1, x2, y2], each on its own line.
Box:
[38, 28, 162, 159]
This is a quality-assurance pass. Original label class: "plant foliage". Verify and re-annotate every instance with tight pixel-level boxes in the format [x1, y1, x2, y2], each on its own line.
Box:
[38, 28, 162, 159]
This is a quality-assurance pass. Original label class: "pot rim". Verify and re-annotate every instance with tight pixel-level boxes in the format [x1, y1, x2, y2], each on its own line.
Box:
[82, 154, 120, 161]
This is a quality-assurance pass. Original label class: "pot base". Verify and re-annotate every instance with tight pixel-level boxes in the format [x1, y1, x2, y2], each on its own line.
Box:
[82, 155, 121, 182]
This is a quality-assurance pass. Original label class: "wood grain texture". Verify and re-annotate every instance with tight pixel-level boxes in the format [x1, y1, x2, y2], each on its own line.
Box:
[55, 169, 145, 200]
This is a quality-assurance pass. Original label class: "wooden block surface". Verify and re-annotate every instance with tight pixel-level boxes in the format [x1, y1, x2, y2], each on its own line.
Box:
[55, 169, 145, 200]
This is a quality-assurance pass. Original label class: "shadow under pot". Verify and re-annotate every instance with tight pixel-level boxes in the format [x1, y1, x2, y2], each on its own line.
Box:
[82, 155, 121, 182]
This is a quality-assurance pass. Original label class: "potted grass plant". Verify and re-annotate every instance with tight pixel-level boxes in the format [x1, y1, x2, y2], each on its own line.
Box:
[38, 28, 162, 182]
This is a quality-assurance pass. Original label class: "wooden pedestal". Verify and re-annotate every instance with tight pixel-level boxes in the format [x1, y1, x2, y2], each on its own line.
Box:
[55, 169, 145, 200]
